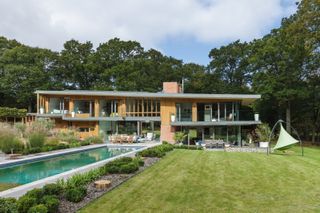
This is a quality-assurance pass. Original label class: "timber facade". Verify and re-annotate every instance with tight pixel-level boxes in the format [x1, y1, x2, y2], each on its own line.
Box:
[35, 82, 261, 145]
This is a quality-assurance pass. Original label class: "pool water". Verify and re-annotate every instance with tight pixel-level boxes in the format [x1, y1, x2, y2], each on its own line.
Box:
[0, 147, 134, 184]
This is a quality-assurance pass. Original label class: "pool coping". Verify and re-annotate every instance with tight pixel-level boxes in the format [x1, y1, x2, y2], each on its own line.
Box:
[0, 142, 160, 198]
[0, 144, 109, 169]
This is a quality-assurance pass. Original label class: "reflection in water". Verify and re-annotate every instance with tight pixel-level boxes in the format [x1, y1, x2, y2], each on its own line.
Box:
[0, 147, 134, 184]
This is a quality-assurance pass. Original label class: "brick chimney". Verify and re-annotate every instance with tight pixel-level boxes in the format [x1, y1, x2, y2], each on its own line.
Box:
[163, 82, 182, 93]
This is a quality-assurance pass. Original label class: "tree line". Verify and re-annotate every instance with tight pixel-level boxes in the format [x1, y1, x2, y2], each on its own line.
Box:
[0, 0, 319, 143]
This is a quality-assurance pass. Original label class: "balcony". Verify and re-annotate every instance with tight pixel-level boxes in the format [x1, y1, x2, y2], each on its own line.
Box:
[170, 109, 260, 127]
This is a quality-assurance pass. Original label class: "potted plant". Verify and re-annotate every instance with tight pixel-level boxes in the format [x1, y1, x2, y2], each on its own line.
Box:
[255, 123, 271, 148]
[174, 131, 186, 144]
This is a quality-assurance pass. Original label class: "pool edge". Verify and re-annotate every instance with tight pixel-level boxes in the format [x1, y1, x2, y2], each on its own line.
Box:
[0, 142, 160, 198]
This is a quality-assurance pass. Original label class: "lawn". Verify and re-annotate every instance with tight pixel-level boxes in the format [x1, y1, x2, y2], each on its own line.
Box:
[80, 147, 320, 213]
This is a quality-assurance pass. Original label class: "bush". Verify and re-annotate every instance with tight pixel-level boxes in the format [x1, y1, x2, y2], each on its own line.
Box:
[137, 144, 174, 158]
[0, 197, 18, 213]
[56, 143, 69, 149]
[27, 204, 48, 213]
[65, 186, 87, 203]
[23, 147, 42, 155]
[43, 183, 63, 196]
[17, 196, 37, 213]
[174, 145, 203, 150]
[69, 141, 81, 148]
[41, 196, 59, 213]
[0, 135, 24, 154]
[104, 157, 142, 174]
[44, 138, 59, 146]
[119, 162, 139, 173]
[134, 157, 145, 167]
[24, 188, 44, 201]
[84, 136, 103, 144]
[80, 140, 90, 146]
[29, 133, 46, 148]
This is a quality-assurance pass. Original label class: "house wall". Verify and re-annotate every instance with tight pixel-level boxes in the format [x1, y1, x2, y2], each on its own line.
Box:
[37, 94, 248, 141]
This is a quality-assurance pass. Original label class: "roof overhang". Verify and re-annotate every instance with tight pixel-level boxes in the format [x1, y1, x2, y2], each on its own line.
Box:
[35, 90, 260, 104]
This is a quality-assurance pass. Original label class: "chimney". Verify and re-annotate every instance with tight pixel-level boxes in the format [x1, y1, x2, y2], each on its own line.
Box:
[163, 82, 182, 94]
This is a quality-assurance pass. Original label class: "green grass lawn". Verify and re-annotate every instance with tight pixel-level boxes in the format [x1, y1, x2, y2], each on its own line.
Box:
[80, 147, 320, 213]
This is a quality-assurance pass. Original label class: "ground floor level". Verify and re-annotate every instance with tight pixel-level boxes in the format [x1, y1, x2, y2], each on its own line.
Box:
[42, 118, 256, 146]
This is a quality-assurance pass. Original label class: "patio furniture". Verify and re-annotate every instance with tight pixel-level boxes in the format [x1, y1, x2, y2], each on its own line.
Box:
[146, 132, 153, 141]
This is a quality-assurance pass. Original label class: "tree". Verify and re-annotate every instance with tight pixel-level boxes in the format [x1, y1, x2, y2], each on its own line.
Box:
[0, 45, 59, 111]
[59, 39, 97, 89]
[208, 40, 252, 94]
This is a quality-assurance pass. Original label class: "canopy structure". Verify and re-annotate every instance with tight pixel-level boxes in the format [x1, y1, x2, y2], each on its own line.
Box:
[268, 120, 303, 156]
[273, 123, 299, 150]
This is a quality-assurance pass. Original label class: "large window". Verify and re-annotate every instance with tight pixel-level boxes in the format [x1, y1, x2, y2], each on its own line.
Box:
[74, 100, 94, 116]
[100, 100, 118, 117]
[176, 103, 192, 122]
[197, 102, 239, 121]
[126, 98, 160, 117]
[48, 98, 61, 114]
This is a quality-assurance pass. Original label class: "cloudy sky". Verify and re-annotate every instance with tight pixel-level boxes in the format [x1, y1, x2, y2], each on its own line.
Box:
[0, 0, 297, 64]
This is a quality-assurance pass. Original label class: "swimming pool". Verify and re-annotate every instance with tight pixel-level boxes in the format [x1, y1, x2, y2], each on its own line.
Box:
[0, 147, 136, 184]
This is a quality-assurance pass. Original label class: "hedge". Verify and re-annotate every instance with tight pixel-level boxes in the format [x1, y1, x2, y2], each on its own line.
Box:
[0, 107, 27, 118]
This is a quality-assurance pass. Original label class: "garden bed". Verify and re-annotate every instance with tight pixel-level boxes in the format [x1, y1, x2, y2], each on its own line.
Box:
[59, 157, 159, 213]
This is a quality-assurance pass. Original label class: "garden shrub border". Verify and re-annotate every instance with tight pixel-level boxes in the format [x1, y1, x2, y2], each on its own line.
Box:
[1, 143, 179, 213]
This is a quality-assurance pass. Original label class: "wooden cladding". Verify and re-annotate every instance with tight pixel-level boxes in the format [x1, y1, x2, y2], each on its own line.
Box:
[125, 98, 160, 117]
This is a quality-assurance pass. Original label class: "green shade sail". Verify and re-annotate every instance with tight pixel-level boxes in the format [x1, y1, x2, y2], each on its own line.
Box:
[273, 123, 299, 150]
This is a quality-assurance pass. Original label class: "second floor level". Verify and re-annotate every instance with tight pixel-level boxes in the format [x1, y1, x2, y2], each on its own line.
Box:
[36, 89, 261, 124]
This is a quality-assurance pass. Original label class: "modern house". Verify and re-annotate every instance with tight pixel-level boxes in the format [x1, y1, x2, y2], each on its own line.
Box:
[35, 82, 261, 145]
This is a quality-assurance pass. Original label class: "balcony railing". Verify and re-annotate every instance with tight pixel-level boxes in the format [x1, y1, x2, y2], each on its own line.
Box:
[171, 110, 259, 123]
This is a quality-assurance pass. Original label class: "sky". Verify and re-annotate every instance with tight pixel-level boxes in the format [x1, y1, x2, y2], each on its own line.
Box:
[0, 0, 297, 65]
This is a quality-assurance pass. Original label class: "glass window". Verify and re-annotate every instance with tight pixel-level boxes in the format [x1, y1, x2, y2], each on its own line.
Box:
[74, 100, 92, 115]
[176, 103, 192, 121]
[49, 98, 61, 114]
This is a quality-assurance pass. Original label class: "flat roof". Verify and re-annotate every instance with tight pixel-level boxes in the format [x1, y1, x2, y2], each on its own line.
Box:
[35, 90, 260, 101]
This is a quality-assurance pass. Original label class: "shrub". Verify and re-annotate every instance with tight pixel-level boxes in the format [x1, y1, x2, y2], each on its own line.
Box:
[27, 204, 48, 213]
[63, 168, 103, 189]
[174, 145, 203, 150]
[137, 144, 174, 158]
[29, 133, 46, 148]
[65, 186, 87, 203]
[56, 143, 69, 149]
[104, 157, 142, 174]
[23, 147, 42, 154]
[134, 157, 145, 167]
[24, 188, 44, 201]
[119, 162, 139, 173]
[41, 196, 59, 213]
[57, 129, 79, 143]
[138, 148, 165, 158]
[84, 136, 103, 144]
[0, 135, 24, 154]
[43, 183, 63, 196]
[17, 196, 37, 213]
[44, 138, 59, 146]
[0, 197, 18, 213]
[69, 141, 81, 148]
[26, 119, 54, 136]
[80, 140, 90, 146]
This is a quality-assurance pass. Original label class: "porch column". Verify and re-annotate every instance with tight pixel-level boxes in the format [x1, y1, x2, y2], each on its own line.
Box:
[238, 126, 242, 147]
[202, 128, 204, 142]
